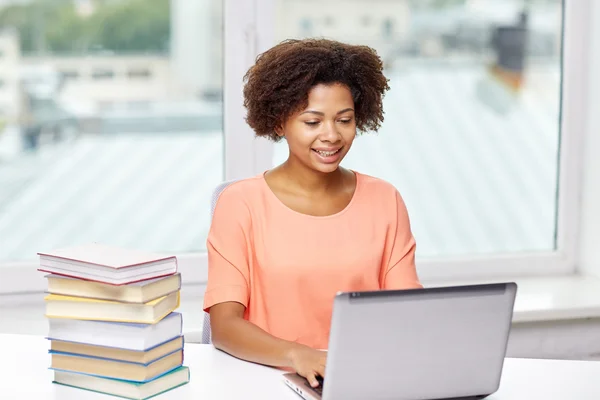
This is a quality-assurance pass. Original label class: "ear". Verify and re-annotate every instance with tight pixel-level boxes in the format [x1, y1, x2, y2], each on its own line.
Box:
[275, 126, 284, 137]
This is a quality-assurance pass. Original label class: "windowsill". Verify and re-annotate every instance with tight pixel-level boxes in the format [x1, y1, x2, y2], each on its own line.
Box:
[3, 274, 600, 326]
[426, 274, 600, 323]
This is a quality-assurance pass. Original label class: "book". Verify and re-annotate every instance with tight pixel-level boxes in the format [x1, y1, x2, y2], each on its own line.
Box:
[50, 336, 184, 364]
[45, 273, 181, 303]
[51, 349, 183, 382]
[37, 243, 178, 285]
[53, 366, 190, 400]
[45, 291, 180, 324]
[47, 312, 183, 351]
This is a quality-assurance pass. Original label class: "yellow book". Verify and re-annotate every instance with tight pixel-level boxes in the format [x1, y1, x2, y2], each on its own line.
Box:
[45, 291, 180, 324]
[50, 336, 184, 364]
[46, 273, 181, 304]
[51, 349, 183, 382]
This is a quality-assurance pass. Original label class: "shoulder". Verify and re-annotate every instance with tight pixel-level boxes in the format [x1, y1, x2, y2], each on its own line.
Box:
[354, 171, 409, 212]
[354, 172, 412, 230]
[356, 171, 400, 197]
[212, 174, 265, 215]
[216, 174, 264, 198]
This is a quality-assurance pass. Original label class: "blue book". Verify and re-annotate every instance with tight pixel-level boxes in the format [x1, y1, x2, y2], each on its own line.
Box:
[53, 365, 190, 400]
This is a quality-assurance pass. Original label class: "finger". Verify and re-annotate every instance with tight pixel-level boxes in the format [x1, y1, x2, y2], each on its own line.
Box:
[306, 372, 319, 387]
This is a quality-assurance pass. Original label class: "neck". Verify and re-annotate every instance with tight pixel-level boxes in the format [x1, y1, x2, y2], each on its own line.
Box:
[281, 156, 344, 194]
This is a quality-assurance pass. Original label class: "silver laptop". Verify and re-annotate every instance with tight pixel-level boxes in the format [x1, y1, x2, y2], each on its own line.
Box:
[283, 282, 517, 400]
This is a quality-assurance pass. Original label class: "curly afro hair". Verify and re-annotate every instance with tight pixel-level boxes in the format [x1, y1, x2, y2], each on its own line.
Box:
[243, 38, 390, 142]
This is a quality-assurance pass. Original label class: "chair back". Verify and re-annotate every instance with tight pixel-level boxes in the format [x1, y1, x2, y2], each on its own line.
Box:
[201, 180, 239, 344]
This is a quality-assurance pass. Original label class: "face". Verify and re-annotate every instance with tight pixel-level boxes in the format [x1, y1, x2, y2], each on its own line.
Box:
[278, 83, 356, 174]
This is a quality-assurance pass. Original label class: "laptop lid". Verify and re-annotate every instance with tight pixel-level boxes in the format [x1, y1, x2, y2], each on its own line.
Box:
[321, 283, 517, 400]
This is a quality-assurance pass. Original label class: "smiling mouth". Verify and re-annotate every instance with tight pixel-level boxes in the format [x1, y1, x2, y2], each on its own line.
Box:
[312, 148, 341, 157]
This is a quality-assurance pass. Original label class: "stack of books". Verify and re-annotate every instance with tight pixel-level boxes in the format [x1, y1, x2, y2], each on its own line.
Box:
[38, 243, 190, 399]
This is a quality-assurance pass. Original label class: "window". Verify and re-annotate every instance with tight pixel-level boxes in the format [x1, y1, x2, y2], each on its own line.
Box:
[264, 0, 584, 279]
[300, 18, 313, 36]
[0, 0, 589, 294]
[61, 70, 80, 80]
[127, 68, 152, 79]
[0, 0, 230, 292]
[91, 68, 115, 79]
[382, 18, 394, 39]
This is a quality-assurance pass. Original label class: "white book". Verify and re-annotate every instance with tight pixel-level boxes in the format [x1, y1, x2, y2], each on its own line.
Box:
[38, 243, 178, 285]
[47, 312, 183, 351]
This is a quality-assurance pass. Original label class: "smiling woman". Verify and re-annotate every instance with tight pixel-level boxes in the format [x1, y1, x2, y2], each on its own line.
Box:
[203, 38, 422, 389]
[278, 84, 356, 174]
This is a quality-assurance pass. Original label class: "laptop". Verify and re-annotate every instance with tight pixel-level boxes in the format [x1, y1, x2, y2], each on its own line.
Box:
[283, 282, 517, 400]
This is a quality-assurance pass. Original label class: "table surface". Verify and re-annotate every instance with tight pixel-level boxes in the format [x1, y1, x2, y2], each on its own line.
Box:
[3, 333, 600, 399]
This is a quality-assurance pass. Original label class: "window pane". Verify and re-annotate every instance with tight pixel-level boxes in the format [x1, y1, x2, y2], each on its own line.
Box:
[272, 0, 563, 258]
[0, 0, 223, 262]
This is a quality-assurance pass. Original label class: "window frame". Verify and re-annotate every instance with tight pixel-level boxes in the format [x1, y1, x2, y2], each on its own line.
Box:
[0, 0, 591, 294]
[248, 0, 588, 283]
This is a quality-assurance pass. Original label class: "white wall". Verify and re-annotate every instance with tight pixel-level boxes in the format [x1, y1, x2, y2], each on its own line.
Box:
[507, 319, 600, 360]
[579, 0, 600, 279]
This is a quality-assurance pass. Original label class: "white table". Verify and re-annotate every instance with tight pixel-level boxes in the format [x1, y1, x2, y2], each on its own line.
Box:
[2, 333, 600, 399]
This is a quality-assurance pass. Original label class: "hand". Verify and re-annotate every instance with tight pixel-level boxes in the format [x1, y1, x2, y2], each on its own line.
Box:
[287, 344, 327, 388]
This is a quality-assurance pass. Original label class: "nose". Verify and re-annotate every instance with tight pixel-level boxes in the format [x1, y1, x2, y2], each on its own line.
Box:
[320, 121, 341, 143]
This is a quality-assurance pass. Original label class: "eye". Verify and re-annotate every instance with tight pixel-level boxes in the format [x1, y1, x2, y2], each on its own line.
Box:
[304, 121, 319, 126]
[339, 118, 353, 124]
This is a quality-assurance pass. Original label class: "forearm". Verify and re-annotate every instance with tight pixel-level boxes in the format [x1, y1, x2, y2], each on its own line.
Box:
[211, 316, 301, 368]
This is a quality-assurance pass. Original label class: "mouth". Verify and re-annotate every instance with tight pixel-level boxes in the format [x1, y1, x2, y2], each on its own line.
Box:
[311, 148, 342, 157]
[311, 147, 343, 165]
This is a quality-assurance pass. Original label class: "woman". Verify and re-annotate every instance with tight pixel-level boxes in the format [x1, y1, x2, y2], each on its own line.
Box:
[203, 38, 422, 388]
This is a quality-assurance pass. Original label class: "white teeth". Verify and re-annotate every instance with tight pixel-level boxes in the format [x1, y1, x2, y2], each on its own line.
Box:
[315, 149, 339, 157]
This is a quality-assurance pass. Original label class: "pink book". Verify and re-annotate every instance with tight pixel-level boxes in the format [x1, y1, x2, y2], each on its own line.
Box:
[37, 243, 178, 285]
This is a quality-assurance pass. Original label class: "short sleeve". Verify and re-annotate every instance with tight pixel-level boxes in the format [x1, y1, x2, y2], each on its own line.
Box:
[382, 190, 423, 290]
[203, 186, 252, 312]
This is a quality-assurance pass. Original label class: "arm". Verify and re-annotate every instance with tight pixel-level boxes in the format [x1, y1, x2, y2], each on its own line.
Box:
[210, 301, 326, 387]
[209, 301, 298, 368]
[203, 186, 326, 385]
[382, 190, 423, 289]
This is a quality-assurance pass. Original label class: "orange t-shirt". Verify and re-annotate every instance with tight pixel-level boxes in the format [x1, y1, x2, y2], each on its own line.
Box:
[203, 171, 422, 350]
